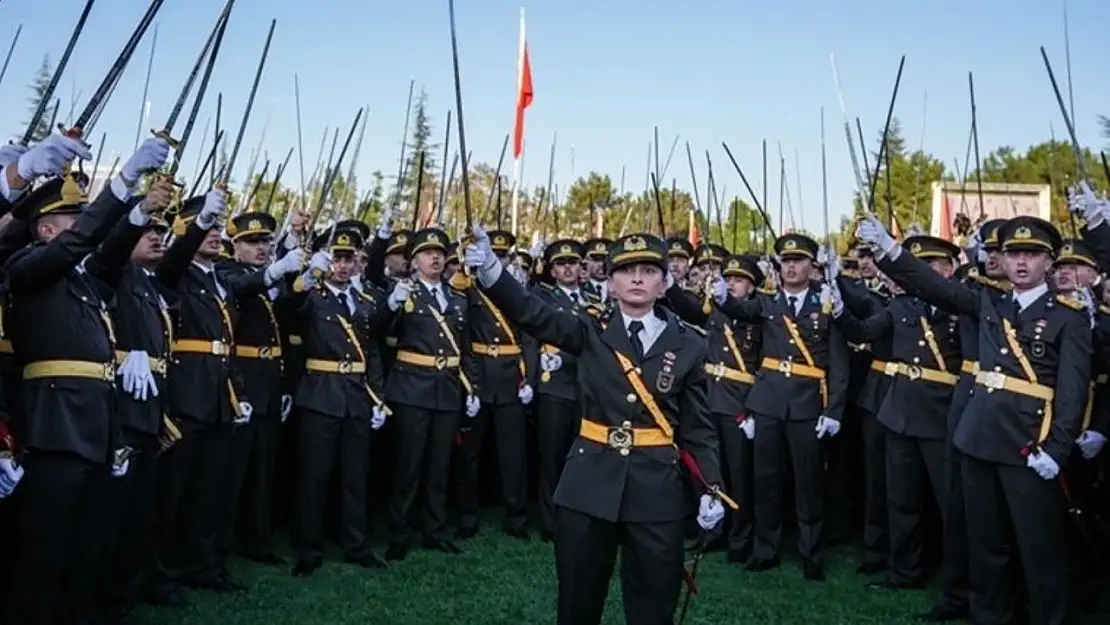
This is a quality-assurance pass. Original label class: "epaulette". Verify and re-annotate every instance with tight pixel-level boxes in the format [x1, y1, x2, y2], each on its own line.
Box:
[970, 274, 1011, 293]
[449, 272, 473, 291]
[583, 303, 604, 318]
[680, 320, 707, 336]
[757, 286, 777, 296]
[1055, 293, 1085, 311]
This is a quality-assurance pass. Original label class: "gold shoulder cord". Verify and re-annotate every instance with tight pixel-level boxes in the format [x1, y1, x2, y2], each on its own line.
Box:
[476, 290, 527, 379]
[214, 296, 243, 417]
[721, 325, 750, 375]
[918, 316, 948, 371]
[425, 305, 474, 394]
[1001, 318, 1051, 444]
[334, 314, 391, 415]
[781, 316, 827, 408]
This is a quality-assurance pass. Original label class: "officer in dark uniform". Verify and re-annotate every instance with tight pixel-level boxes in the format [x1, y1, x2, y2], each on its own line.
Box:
[856, 214, 1090, 625]
[288, 225, 388, 576]
[581, 237, 612, 304]
[464, 228, 729, 625]
[666, 254, 764, 563]
[833, 235, 963, 589]
[332, 218, 371, 294]
[665, 237, 693, 284]
[2, 132, 167, 625]
[383, 228, 413, 279]
[372, 226, 479, 561]
[692, 242, 728, 278]
[218, 211, 304, 566]
[713, 232, 850, 580]
[529, 239, 587, 542]
[455, 228, 534, 539]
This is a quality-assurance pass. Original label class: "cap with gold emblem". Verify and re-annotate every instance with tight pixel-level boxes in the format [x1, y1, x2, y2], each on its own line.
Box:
[721, 254, 764, 286]
[903, 235, 960, 261]
[488, 229, 516, 254]
[774, 232, 819, 261]
[410, 227, 450, 255]
[228, 211, 277, 242]
[693, 243, 728, 266]
[979, 218, 1009, 251]
[1055, 238, 1098, 269]
[20, 172, 90, 220]
[334, 219, 371, 245]
[312, 227, 365, 254]
[999, 216, 1061, 254]
[666, 237, 693, 259]
[606, 233, 667, 274]
[584, 237, 612, 260]
[386, 229, 414, 256]
[544, 238, 584, 265]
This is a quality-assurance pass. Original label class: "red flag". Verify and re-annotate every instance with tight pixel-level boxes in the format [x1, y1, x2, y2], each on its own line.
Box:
[939, 193, 952, 241]
[688, 210, 699, 246]
[512, 42, 533, 159]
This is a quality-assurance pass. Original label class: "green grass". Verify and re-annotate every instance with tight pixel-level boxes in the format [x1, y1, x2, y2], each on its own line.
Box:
[135, 531, 944, 625]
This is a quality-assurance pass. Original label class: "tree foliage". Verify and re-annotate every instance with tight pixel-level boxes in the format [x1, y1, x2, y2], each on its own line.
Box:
[24, 55, 53, 142]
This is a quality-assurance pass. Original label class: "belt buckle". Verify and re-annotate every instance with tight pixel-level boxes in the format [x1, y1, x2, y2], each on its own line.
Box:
[607, 422, 633, 456]
[981, 371, 1005, 392]
[211, 341, 227, 356]
[712, 362, 726, 378]
[434, 356, 448, 370]
[905, 364, 922, 381]
[487, 344, 500, 357]
[884, 362, 898, 377]
[777, 360, 792, 377]
[338, 360, 354, 374]
[258, 346, 272, 359]
[103, 362, 115, 380]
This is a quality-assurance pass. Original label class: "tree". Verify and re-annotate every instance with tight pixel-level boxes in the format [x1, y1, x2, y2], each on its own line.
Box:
[24, 55, 53, 142]
[399, 89, 439, 228]
[852, 117, 947, 233]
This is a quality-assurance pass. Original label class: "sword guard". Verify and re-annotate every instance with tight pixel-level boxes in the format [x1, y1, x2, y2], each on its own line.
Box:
[151, 128, 181, 149]
[59, 124, 89, 148]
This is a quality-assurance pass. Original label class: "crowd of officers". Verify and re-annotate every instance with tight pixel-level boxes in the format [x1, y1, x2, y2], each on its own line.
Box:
[0, 131, 1106, 625]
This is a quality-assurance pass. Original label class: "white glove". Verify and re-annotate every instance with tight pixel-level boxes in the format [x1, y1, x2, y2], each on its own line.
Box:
[697, 494, 726, 531]
[111, 458, 130, 478]
[1076, 287, 1097, 328]
[1076, 182, 1107, 229]
[0, 457, 24, 498]
[235, 401, 253, 425]
[1025, 450, 1060, 480]
[540, 352, 563, 372]
[376, 210, 393, 239]
[518, 384, 534, 405]
[529, 240, 543, 259]
[1077, 430, 1107, 460]
[822, 283, 844, 317]
[195, 187, 227, 230]
[465, 395, 480, 418]
[120, 137, 171, 186]
[0, 143, 27, 169]
[711, 276, 728, 305]
[464, 225, 499, 274]
[817, 245, 830, 266]
[856, 215, 897, 255]
[280, 395, 293, 422]
[308, 250, 331, 274]
[266, 247, 304, 283]
[388, 279, 412, 312]
[117, 350, 158, 401]
[370, 405, 387, 430]
[738, 415, 755, 440]
[16, 133, 93, 181]
[826, 250, 840, 283]
[815, 415, 841, 439]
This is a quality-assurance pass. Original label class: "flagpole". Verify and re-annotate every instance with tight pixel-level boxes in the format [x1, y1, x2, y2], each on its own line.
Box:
[510, 7, 525, 238]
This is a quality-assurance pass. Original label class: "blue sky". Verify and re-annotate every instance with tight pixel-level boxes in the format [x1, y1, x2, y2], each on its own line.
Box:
[1, 0, 1108, 233]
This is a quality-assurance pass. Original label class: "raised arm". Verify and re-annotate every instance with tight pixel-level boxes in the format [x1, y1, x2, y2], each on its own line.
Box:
[479, 267, 587, 356]
[665, 283, 710, 325]
[838, 275, 883, 317]
[878, 250, 979, 317]
[833, 303, 893, 344]
[155, 220, 209, 290]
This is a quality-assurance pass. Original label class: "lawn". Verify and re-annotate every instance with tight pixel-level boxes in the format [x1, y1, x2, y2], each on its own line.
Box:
[135, 531, 941, 625]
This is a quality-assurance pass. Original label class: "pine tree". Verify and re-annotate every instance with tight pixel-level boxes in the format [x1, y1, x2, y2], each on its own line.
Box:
[25, 55, 53, 142]
[401, 89, 439, 226]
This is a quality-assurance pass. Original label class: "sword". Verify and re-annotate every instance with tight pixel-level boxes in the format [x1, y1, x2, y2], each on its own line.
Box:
[20, 0, 95, 145]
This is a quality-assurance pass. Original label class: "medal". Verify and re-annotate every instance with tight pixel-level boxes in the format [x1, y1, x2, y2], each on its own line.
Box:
[404, 299, 414, 313]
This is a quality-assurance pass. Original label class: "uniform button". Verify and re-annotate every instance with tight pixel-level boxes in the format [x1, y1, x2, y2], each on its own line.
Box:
[621, 421, 631, 427]
[619, 448, 630, 457]
[438, 349, 444, 354]
[1000, 348, 1009, 355]
[626, 393, 637, 403]
[918, 340, 926, 347]
[912, 357, 920, 364]
[577, 447, 584, 454]
[493, 338, 500, 343]
[788, 340, 795, 345]
[994, 366, 1001, 372]
[634, 367, 642, 374]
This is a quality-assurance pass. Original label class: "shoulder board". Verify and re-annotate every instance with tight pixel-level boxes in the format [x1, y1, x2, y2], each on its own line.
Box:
[757, 286, 777, 296]
[971, 274, 1011, 293]
[1056, 294, 1084, 311]
[448, 272, 473, 291]
[680, 320, 707, 336]
[583, 303, 604, 317]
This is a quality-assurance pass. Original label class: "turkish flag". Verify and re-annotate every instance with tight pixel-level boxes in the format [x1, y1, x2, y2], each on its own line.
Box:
[512, 43, 533, 160]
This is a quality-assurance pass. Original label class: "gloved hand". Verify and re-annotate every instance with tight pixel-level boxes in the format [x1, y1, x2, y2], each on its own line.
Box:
[111, 458, 130, 478]
[16, 133, 93, 181]
[1077, 430, 1107, 460]
[464, 225, 499, 274]
[711, 276, 728, 305]
[518, 384, 533, 405]
[280, 395, 293, 422]
[815, 415, 841, 439]
[1076, 286, 1097, 329]
[265, 247, 304, 284]
[465, 395, 480, 418]
[235, 402, 253, 425]
[308, 250, 331, 274]
[0, 456, 24, 498]
[822, 282, 844, 317]
[697, 494, 726, 531]
[1025, 450, 1060, 480]
[388, 279, 412, 312]
[539, 352, 563, 372]
[737, 414, 755, 440]
[376, 210, 393, 239]
[120, 137, 171, 186]
[0, 143, 27, 169]
[370, 405, 387, 430]
[118, 351, 158, 401]
[857, 214, 897, 256]
[825, 249, 840, 283]
[195, 187, 227, 230]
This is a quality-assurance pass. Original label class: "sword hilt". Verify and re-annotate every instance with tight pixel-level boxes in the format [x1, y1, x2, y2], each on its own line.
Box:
[151, 128, 181, 149]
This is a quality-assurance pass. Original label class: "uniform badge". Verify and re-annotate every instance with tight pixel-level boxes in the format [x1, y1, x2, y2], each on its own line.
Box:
[658, 352, 677, 392]
[1035, 318, 1048, 329]
[404, 299, 414, 313]
[1031, 341, 1046, 357]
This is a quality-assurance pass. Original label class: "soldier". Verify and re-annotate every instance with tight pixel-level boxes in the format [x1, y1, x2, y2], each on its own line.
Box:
[666, 237, 693, 284]
[332, 218, 371, 294]
[384, 228, 413, 278]
[853, 214, 1090, 625]
[529, 239, 587, 542]
[218, 211, 304, 566]
[464, 228, 728, 625]
[832, 235, 963, 590]
[455, 228, 534, 539]
[666, 254, 764, 563]
[1, 134, 168, 625]
[581, 237, 612, 303]
[692, 242, 728, 278]
[710, 232, 850, 580]
[288, 226, 389, 576]
[373, 226, 479, 560]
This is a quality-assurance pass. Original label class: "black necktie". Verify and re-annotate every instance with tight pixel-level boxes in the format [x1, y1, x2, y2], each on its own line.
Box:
[570, 291, 579, 304]
[431, 286, 442, 311]
[336, 291, 349, 315]
[787, 295, 798, 315]
[628, 320, 645, 360]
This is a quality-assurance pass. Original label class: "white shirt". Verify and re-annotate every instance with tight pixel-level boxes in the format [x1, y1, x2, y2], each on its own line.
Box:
[558, 285, 581, 304]
[590, 279, 608, 301]
[624, 311, 666, 355]
[782, 288, 809, 315]
[1013, 283, 1049, 314]
[192, 261, 226, 299]
[419, 278, 448, 311]
[325, 282, 356, 315]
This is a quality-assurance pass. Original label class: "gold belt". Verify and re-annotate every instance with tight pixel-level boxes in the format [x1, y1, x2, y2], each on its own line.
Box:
[113, 350, 167, 375]
[0, 339, 12, 355]
[961, 360, 978, 375]
[172, 339, 230, 356]
[761, 357, 824, 379]
[471, 343, 522, 357]
[975, 370, 1054, 402]
[23, 360, 114, 382]
[878, 361, 958, 386]
[704, 362, 755, 385]
[579, 419, 672, 456]
[234, 345, 283, 360]
[396, 350, 460, 370]
[304, 358, 366, 374]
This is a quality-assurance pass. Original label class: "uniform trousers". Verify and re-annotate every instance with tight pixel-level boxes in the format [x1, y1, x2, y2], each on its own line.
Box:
[885, 430, 944, 584]
[224, 414, 280, 557]
[716, 412, 753, 556]
[933, 445, 970, 613]
[99, 441, 160, 620]
[388, 404, 459, 543]
[295, 409, 370, 560]
[859, 409, 889, 568]
[555, 507, 685, 625]
[751, 412, 825, 567]
[536, 395, 580, 533]
[455, 401, 529, 532]
[4, 451, 110, 625]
